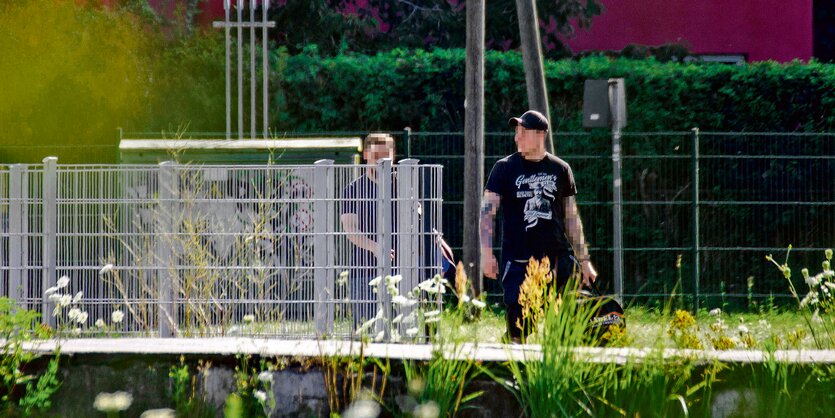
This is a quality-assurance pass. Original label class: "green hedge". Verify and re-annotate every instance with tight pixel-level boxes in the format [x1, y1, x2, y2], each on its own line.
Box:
[276, 48, 835, 133]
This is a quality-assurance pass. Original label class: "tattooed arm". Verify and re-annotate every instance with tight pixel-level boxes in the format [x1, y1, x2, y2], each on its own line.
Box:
[480, 190, 501, 279]
[564, 195, 598, 285]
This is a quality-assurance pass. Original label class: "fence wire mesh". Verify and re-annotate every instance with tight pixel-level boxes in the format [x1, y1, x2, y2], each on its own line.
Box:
[403, 131, 835, 307]
[0, 162, 444, 340]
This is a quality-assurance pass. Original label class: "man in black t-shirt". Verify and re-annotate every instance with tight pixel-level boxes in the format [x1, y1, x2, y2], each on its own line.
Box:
[480, 110, 598, 342]
[340, 133, 396, 329]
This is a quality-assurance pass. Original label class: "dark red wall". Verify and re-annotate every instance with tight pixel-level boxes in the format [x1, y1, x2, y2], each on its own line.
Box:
[563, 0, 813, 62]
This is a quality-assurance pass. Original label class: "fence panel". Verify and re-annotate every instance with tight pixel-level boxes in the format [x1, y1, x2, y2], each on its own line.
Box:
[405, 131, 835, 307]
[1, 162, 444, 340]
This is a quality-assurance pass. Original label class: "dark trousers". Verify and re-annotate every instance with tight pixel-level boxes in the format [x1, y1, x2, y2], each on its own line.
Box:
[500, 252, 580, 340]
[349, 267, 377, 331]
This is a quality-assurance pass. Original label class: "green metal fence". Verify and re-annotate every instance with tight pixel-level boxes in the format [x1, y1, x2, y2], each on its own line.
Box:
[402, 130, 835, 308]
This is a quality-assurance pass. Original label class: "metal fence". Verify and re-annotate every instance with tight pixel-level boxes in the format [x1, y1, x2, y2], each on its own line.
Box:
[401, 130, 835, 308]
[0, 159, 444, 339]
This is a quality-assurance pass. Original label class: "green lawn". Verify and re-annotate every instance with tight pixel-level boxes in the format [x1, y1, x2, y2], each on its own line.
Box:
[442, 304, 829, 350]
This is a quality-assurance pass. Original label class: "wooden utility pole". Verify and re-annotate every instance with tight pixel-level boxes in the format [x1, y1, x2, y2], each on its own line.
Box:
[516, 0, 554, 153]
[464, 0, 485, 294]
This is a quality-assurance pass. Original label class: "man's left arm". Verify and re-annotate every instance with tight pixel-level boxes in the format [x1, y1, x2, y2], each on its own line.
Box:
[564, 195, 598, 285]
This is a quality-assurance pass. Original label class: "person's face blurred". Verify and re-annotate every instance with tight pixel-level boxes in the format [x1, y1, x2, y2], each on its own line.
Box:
[514, 125, 544, 155]
[363, 141, 395, 164]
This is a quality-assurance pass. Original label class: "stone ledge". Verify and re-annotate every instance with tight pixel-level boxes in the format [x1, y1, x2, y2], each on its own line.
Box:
[19, 338, 835, 363]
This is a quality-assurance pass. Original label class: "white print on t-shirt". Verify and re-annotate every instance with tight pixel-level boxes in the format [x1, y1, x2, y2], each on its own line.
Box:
[515, 174, 558, 230]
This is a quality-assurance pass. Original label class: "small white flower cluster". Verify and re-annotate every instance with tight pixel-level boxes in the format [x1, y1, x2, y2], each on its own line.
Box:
[93, 391, 133, 412]
[45, 276, 89, 333]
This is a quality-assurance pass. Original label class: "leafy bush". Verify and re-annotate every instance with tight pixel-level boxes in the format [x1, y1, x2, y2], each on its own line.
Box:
[277, 49, 835, 133]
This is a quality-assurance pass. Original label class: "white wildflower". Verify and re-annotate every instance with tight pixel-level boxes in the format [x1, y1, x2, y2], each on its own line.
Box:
[391, 330, 401, 343]
[800, 291, 819, 308]
[243, 314, 255, 323]
[48, 293, 62, 303]
[758, 319, 771, 329]
[424, 310, 441, 318]
[355, 317, 377, 335]
[806, 272, 822, 287]
[737, 325, 749, 334]
[254, 390, 267, 403]
[392, 314, 404, 324]
[99, 264, 114, 276]
[709, 308, 721, 316]
[111, 310, 124, 323]
[386, 275, 403, 285]
[68, 308, 81, 322]
[460, 294, 471, 303]
[140, 409, 176, 418]
[812, 309, 823, 324]
[56, 276, 70, 288]
[825, 282, 835, 290]
[387, 284, 399, 297]
[44, 286, 59, 296]
[93, 391, 133, 412]
[368, 276, 382, 287]
[471, 299, 486, 309]
[391, 295, 409, 306]
[341, 399, 381, 418]
[257, 371, 273, 384]
[72, 328, 81, 336]
[76, 311, 88, 324]
[406, 327, 419, 337]
[374, 330, 385, 342]
[59, 294, 72, 306]
[425, 316, 441, 324]
[413, 401, 440, 418]
[337, 271, 349, 286]
[95, 319, 106, 328]
[72, 291, 83, 304]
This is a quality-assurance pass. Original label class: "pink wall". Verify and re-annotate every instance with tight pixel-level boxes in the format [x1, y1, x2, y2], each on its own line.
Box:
[564, 0, 813, 62]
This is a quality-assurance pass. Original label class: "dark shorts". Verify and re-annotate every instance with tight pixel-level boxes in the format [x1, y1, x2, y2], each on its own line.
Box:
[499, 252, 580, 307]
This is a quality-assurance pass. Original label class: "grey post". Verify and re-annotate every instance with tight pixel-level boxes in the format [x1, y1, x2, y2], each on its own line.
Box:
[516, 0, 554, 153]
[262, 0, 270, 139]
[396, 159, 420, 337]
[691, 128, 700, 311]
[224, 0, 231, 139]
[313, 159, 335, 336]
[237, 0, 243, 139]
[464, 0, 485, 294]
[157, 162, 177, 337]
[609, 79, 626, 303]
[9, 165, 25, 305]
[376, 158, 393, 339]
[249, 0, 256, 139]
[42, 157, 58, 327]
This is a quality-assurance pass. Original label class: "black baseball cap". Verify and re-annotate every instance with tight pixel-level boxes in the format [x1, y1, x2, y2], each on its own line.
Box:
[508, 110, 550, 132]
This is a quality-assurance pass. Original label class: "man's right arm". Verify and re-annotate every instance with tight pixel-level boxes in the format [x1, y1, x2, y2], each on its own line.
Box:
[480, 190, 501, 279]
[340, 213, 380, 259]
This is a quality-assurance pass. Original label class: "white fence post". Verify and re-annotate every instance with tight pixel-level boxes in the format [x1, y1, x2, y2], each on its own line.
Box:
[376, 158, 393, 339]
[8, 165, 25, 306]
[396, 159, 421, 337]
[157, 162, 177, 337]
[313, 159, 335, 336]
[42, 157, 57, 327]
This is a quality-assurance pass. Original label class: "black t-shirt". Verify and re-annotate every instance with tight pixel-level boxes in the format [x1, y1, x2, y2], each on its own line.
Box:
[485, 152, 577, 264]
[341, 174, 378, 268]
[340, 173, 397, 269]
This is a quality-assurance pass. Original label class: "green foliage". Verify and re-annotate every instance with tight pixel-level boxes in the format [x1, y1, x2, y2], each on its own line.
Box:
[277, 49, 835, 133]
[227, 355, 275, 418]
[270, 0, 601, 58]
[0, 298, 61, 415]
[0, 0, 288, 164]
[399, 351, 482, 417]
[168, 357, 216, 418]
